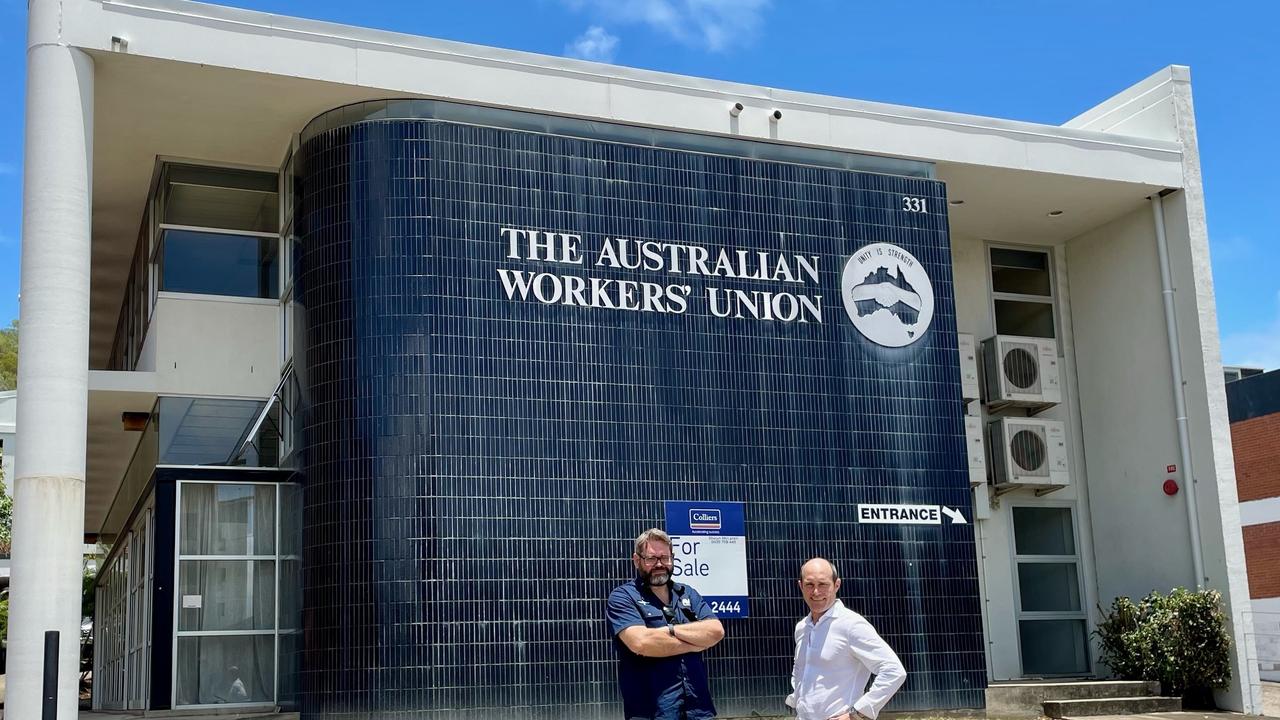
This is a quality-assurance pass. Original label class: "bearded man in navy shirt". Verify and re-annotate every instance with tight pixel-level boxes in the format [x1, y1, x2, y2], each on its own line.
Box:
[607, 528, 726, 719]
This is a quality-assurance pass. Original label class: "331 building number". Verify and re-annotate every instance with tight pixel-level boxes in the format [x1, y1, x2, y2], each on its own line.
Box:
[902, 196, 928, 213]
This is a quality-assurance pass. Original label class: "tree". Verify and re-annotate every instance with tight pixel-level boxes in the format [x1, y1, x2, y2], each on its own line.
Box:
[0, 318, 16, 391]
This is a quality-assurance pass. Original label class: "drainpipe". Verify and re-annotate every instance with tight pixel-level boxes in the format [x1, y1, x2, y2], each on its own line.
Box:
[1151, 192, 1205, 589]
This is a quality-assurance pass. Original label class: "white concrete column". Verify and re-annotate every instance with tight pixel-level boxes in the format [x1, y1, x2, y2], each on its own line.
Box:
[8, 1, 94, 717]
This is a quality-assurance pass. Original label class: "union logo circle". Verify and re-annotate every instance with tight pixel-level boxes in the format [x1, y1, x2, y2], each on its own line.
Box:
[840, 242, 935, 348]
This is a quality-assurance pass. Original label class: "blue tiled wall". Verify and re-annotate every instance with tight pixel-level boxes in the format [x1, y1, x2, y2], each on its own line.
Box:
[295, 117, 986, 719]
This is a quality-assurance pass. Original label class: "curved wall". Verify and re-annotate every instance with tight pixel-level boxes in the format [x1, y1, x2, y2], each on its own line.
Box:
[294, 107, 984, 718]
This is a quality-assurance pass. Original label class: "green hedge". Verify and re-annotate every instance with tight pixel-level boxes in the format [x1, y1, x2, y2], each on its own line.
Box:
[1095, 588, 1231, 701]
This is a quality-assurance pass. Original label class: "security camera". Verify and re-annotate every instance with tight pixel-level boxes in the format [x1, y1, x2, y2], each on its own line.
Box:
[729, 102, 744, 117]
[770, 109, 783, 122]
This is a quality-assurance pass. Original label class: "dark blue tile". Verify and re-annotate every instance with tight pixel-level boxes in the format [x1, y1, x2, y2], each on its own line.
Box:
[294, 117, 985, 718]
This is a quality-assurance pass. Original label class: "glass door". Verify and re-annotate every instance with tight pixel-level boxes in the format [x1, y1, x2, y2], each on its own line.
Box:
[174, 481, 278, 708]
[95, 494, 155, 710]
[96, 540, 130, 709]
[125, 507, 153, 708]
[1012, 505, 1090, 676]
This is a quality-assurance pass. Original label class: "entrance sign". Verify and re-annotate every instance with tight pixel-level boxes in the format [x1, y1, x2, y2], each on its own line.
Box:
[857, 503, 968, 525]
[664, 501, 749, 618]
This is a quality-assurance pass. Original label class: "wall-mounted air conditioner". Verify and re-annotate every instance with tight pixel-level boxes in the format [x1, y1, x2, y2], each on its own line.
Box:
[964, 415, 985, 487]
[980, 335, 1061, 410]
[958, 333, 980, 403]
[986, 417, 1069, 490]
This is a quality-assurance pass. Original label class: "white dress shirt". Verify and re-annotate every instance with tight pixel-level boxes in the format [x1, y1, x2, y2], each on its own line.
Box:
[785, 600, 906, 720]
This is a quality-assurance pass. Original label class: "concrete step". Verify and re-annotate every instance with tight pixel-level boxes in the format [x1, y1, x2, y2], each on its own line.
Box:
[986, 680, 1162, 715]
[1042, 696, 1182, 718]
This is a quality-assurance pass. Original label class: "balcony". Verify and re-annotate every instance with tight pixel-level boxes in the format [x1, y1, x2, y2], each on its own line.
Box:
[88, 162, 283, 538]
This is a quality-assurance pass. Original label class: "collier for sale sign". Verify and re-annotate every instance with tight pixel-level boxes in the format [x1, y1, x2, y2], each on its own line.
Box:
[664, 500, 749, 618]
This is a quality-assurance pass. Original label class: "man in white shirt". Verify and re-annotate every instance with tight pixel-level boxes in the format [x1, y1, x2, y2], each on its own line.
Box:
[786, 558, 907, 720]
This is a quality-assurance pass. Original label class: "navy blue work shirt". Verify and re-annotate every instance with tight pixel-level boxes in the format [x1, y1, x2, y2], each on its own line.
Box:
[606, 578, 719, 720]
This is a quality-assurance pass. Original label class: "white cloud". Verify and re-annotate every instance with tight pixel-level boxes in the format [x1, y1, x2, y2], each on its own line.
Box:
[565, 0, 771, 53]
[1220, 290, 1280, 371]
[565, 26, 620, 62]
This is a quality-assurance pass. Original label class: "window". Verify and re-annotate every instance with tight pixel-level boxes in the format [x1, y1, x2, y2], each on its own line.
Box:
[278, 143, 299, 369]
[151, 163, 281, 300]
[108, 210, 153, 371]
[94, 498, 154, 710]
[162, 164, 278, 234]
[278, 369, 300, 467]
[1012, 505, 1089, 676]
[990, 247, 1056, 339]
[157, 397, 278, 467]
[174, 481, 297, 708]
[159, 229, 278, 298]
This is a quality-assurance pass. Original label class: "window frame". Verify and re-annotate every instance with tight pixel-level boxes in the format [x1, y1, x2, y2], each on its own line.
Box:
[1008, 501, 1092, 677]
[278, 139, 298, 373]
[154, 224, 281, 301]
[172, 479, 285, 710]
[986, 243, 1061, 348]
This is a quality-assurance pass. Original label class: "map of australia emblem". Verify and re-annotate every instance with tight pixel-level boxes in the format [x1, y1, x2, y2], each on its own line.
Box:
[841, 242, 935, 348]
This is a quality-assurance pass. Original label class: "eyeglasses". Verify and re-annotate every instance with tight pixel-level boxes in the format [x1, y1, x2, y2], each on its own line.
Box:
[639, 554, 673, 565]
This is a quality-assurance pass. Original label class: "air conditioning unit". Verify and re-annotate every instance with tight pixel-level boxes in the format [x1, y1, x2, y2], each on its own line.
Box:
[986, 417, 1069, 490]
[964, 415, 985, 487]
[980, 335, 1061, 410]
[958, 333, 980, 403]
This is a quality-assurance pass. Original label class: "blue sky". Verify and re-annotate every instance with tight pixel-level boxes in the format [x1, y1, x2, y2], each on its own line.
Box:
[0, 1, 1276, 367]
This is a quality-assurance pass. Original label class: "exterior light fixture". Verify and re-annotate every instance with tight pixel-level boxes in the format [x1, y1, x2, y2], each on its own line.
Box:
[769, 109, 783, 122]
[1047, 210, 1064, 217]
[121, 411, 149, 431]
[948, 199, 965, 206]
[729, 102, 744, 117]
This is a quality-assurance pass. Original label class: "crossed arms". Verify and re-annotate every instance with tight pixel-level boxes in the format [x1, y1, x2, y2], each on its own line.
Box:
[617, 618, 725, 657]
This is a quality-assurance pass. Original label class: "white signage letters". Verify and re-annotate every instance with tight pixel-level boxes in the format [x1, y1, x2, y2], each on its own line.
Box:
[497, 227, 824, 324]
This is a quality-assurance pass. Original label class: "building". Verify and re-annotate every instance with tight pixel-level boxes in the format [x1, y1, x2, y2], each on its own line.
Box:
[1227, 369, 1280, 681]
[1225, 365, 1265, 386]
[9, 0, 1264, 717]
[1, 389, 14, 594]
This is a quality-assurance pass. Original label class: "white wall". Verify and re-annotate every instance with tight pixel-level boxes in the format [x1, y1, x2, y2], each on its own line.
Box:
[1066, 206, 1195, 601]
[1253, 597, 1280, 682]
[1240, 497, 1280, 527]
[1159, 189, 1260, 712]
[1067, 64, 1259, 712]
[149, 294, 280, 399]
[1065, 200, 1260, 713]
[1063, 66, 1184, 144]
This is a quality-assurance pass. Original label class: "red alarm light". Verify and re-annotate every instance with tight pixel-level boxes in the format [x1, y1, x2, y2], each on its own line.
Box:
[1163, 479, 1179, 496]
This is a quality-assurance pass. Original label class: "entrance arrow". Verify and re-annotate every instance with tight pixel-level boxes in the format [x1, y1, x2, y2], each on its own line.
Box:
[941, 506, 967, 524]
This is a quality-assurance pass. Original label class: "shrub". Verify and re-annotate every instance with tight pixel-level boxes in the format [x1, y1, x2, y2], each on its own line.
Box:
[1095, 588, 1231, 703]
[1095, 596, 1144, 679]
